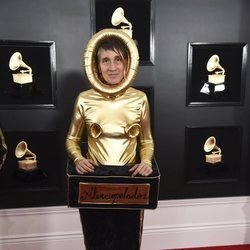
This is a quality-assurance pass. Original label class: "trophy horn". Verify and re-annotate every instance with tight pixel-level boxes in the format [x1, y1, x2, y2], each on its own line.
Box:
[204, 136, 222, 164]
[15, 141, 36, 160]
[9, 52, 32, 74]
[111, 7, 132, 29]
[206, 54, 225, 75]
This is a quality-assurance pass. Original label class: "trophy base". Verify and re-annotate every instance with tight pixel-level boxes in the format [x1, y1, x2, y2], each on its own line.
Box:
[205, 154, 222, 164]
[12, 73, 33, 84]
[18, 159, 37, 171]
[208, 74, 225, 84]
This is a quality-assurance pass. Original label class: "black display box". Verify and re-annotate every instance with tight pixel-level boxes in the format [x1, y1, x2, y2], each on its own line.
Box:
[67, 158, 160, 209]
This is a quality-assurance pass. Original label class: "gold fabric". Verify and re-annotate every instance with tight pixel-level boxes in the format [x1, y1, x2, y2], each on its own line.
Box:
[66, 87, 154, 166]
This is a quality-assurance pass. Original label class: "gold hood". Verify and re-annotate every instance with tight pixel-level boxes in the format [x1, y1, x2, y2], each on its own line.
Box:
[83, 28, 139, 97]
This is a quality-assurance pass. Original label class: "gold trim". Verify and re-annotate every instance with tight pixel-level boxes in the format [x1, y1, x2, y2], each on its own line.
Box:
[0, 128, 7, 169]
[83, 28, 139, 97]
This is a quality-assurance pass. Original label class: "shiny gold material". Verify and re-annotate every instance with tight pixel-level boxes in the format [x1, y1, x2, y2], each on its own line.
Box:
[0, 128, 7, 170]
[125, 123, 141, 138]
[9, 52, 33, 84]
[15, 141, 37, 170]
[83, 28, 139, 97]
[200, 54, 226, 94]
[66, 87, 154, 166]
[111, 7, 133, 38]
[204, 136, 222, 164]
[67, 22, 153, 169]
[89, 123, 103, 138]
[207, 54, 225, 84]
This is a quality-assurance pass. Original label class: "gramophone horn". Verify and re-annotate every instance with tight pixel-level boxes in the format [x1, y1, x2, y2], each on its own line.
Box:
[204, 136, 216, 152]
[204, 136, 222, 155]
[111, 7, 132, 29]
[15, 141, 36, 160]
[9, 52, 32, 73]
[206, 54, 225, 74]
[9, 52, 23, 71]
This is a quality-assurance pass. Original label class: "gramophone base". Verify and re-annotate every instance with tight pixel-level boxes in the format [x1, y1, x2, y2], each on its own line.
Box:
[205, 154, 222, 164]
[208, 74, 225, 84]
[18, 159, 37, 171]
[12, 73, 33, 84]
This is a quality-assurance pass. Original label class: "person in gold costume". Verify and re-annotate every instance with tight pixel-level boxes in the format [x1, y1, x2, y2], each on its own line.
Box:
[66, 28, 154, 250]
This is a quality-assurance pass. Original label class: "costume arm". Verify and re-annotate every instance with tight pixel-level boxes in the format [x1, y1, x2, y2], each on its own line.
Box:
[65, 95, 85, 162]
[139, 94, 154, 167]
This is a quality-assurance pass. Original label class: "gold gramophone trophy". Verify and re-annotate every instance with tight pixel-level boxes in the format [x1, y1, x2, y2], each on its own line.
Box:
[204, 136, 222, 164]
[9, 52, 33, 84]
[15, 141, 37, 171]
[111, 7, 133, 38]
[8, 52, 34, 97]
[200, 54, 226, 95]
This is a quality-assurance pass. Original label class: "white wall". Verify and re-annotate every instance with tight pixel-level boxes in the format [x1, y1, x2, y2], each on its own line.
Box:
[1, 196, 250, 250]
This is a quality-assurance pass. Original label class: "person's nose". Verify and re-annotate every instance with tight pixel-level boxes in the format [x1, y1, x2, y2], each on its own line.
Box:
[108, 60, 117, 71]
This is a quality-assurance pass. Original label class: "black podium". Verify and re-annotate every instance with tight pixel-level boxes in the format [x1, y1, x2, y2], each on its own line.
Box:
[67, 158, 160, 210]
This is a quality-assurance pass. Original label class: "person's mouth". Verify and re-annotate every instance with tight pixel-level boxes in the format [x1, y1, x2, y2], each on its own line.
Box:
[108, 74, 118, 77]
[108, 74, 119, 79]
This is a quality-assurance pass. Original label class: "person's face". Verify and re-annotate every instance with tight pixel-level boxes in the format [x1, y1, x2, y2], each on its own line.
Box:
[98, 49, 125, 85]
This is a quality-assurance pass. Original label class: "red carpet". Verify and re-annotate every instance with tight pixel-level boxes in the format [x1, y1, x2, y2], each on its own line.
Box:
[176, 245, 250, 249]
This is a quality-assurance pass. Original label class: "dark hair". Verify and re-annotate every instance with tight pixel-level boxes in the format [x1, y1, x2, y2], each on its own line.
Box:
[96, 36, 129, 64]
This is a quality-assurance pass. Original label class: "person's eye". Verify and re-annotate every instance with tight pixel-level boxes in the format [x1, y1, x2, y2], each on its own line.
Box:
[102, 58, 109, 64]
[115, 57, 122, 63]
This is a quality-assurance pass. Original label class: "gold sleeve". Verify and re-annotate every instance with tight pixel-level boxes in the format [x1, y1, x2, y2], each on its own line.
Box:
[65, 95, 85, 162]
[139, 94, 154, 167]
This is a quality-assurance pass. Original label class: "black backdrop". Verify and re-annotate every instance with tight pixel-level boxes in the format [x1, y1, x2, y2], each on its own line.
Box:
[0, 0, 250, 208]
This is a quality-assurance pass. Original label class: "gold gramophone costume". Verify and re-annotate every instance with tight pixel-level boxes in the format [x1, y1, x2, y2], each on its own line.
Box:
[66, 29, 154, 168]
[65, 10, 154, 250]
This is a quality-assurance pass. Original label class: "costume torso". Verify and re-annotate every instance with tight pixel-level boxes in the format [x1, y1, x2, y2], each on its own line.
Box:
[66, 87, 153, 166]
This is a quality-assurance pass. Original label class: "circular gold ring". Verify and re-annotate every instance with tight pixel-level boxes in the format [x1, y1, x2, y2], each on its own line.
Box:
[83, 28, 139, 96]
